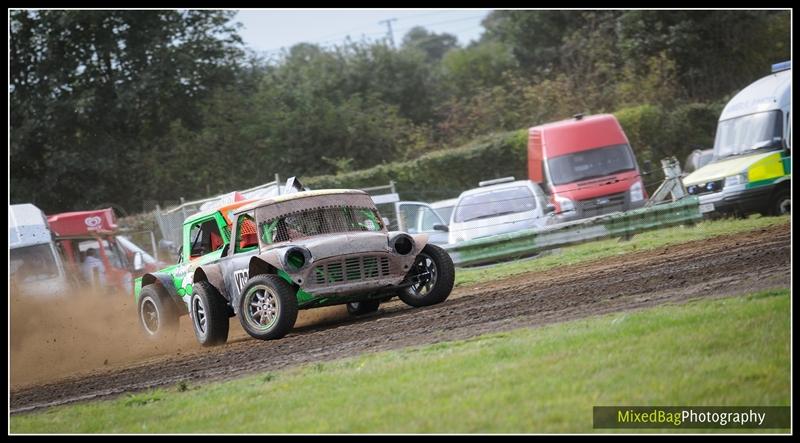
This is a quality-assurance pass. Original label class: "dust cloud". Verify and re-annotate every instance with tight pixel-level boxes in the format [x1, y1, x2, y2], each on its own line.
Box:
[10, 286, 350, 388]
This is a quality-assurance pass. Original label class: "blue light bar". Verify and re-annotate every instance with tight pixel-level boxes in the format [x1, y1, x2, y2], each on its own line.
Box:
[772, 61, 791, 73]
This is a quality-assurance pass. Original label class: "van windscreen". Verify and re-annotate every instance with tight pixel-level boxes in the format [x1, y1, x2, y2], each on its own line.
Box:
[546, 144, 636, 185]
[713, 110, 783, 159]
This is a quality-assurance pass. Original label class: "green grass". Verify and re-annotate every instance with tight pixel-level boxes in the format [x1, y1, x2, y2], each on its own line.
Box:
[455, 214, 789, 287]
[12, 288, 790, 434]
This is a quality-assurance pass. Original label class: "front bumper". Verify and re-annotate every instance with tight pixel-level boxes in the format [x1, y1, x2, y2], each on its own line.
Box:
[696, 184, 774, 216]
[555, 198, 646, 223]
[289, 251, 416, 297]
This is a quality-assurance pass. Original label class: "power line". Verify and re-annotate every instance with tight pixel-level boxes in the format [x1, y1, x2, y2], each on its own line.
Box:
[378, 18, 398, 48]
[256, 13, 488, 57]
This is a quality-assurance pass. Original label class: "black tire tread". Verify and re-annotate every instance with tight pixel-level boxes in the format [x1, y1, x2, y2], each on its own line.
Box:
[138, 284, 179, 340]
[192, 280, 230, 347]
[399, 244, 455, 308]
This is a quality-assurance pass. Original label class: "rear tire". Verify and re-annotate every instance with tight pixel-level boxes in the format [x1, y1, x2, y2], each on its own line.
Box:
[770, 188, 790, 216]
[190, 281, 230, 347]
[238, 274, 298, 340]
[346, 299, 380, 315]
[399, 244, 455, 308]
[138, 284, 179, 340]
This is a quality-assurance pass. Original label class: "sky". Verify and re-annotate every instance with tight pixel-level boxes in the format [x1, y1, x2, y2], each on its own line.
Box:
[234, 9, 492, 55]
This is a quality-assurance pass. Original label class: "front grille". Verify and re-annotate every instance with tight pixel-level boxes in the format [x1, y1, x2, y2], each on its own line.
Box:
[578, 192, 627, 217]
[313, 255, 391, 285]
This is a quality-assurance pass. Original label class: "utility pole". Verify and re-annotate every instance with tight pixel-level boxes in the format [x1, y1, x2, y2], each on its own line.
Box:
[378, 18, 398, 48]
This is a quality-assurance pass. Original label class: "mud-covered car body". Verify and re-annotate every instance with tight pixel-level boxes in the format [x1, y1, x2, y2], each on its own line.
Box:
[133, 198, 258, 313]
[212, 189, 429, 311]
[134, 189, 450, 345]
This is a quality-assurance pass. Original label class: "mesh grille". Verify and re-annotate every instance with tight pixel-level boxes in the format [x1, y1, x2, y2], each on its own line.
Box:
[578, 192, 627, 217]
[313, 256, 391, 285]
[260, 206, 383, 244]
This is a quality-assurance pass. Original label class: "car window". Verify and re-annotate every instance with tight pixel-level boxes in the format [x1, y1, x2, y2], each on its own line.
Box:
[260, 206, 383, 244]
[419, 206, 444, 231]
[189, 218, 224, 259]
[398, 204, 443, 232]
[434, 206, 455, 225]
[78, 239, 125, 269]
[454, 186, 537, 223]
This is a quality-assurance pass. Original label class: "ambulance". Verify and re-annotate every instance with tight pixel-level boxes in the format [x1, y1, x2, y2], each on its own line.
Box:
[683, 61, 791, 216]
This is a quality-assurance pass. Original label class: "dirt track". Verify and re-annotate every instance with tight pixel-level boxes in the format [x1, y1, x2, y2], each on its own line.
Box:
[9, 223, 791, 414]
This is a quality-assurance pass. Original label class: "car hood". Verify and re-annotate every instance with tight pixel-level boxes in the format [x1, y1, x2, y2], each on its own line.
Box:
[683, 151, 777, 185]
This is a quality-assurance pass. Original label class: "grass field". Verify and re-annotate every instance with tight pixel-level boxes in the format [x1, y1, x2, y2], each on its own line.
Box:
[455, 214, 790, 287]
[11, 287, 790, 434]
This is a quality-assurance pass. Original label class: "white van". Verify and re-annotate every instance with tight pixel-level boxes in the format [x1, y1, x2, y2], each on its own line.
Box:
[9, 203, 71, 296]
[683, 61, 791, 216]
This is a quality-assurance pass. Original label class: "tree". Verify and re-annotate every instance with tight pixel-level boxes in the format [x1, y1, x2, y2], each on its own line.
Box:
[10, 10, 244, 212]
[401, 26, 459, 63]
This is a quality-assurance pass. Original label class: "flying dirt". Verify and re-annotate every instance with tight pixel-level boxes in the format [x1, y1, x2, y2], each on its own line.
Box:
[10, 290, 348, 387]
[9, 222, 791, 414]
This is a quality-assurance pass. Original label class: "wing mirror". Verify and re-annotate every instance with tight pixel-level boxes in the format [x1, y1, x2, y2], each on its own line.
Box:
[544, 203, 556, 214]
[133, 251, 144, 272]
[642, 159, 653, 176]
[433, 224, 449, 232]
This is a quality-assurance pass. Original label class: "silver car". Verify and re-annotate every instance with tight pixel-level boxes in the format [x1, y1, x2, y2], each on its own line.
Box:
[448, 178, 553, 244]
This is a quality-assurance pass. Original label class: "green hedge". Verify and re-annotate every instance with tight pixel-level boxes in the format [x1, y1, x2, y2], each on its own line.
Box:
[615, 102, 723, 191]
[305, 130, 529, 202]
[304, 102, 723, 201]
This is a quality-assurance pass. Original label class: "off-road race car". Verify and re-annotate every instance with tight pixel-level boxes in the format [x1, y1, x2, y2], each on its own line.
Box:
[134, 189, 455, 346]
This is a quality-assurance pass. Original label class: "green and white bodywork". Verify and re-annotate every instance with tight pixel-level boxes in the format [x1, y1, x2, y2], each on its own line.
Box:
[683, 61, 791, 216]
[134, 188, 454, 345]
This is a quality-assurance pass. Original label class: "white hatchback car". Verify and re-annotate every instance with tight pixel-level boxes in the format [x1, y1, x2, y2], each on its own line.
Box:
[448, 177, 553, 244]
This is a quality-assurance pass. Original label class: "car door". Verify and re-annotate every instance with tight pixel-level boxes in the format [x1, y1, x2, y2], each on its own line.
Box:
[397, 202, 449, 245]
[178, 215, 229, 300]
[219, 211, 261, 312]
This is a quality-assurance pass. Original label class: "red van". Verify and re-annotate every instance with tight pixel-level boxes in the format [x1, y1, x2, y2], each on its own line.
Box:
[528, 114, 647, 221]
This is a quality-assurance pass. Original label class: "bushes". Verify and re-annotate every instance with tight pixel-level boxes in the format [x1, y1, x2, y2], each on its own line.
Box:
[615, 102, 722, 192]
[305, 130, 528, 202]
[304, 102, 723, 201]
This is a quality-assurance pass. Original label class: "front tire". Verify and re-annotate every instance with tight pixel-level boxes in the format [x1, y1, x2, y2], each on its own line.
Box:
[138, 284, 179, 340]
[399, 244, 455, 308]
[190, 281, 230, 347]
[346, 299, 380, 315]
[238, 274, 298, 340]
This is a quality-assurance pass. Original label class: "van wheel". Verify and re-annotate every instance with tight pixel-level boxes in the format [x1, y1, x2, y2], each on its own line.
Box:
[771, 189, 790, 216]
